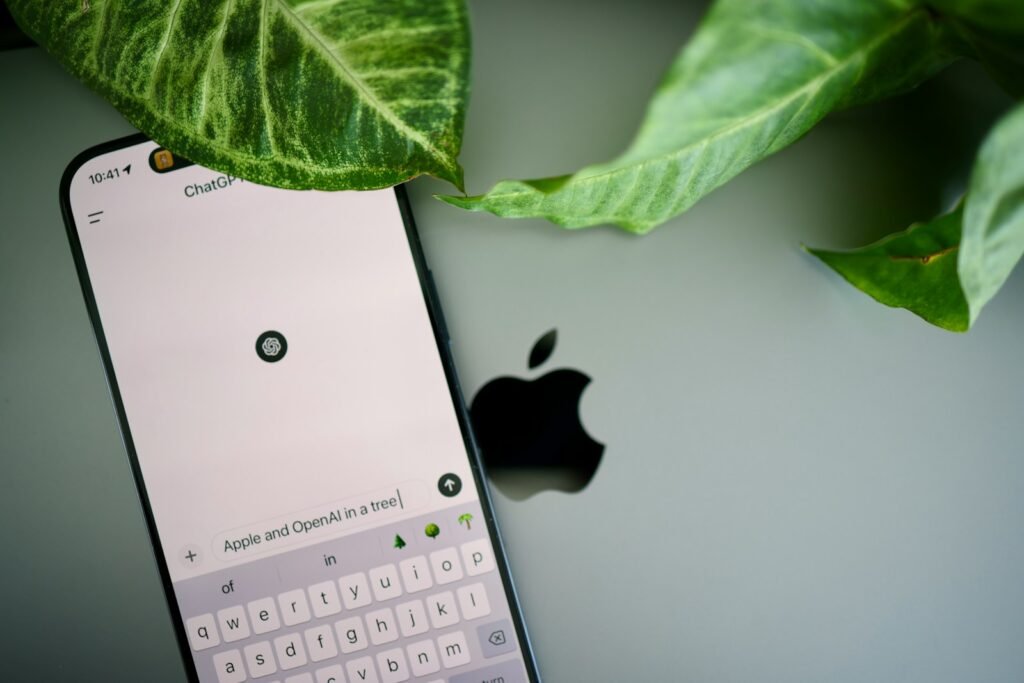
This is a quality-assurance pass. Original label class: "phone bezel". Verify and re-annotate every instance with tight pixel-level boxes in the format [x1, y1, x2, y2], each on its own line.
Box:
[59, 133, 541, 683]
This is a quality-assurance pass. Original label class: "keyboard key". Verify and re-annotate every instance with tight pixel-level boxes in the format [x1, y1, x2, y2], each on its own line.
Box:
[476, 619, 515, 659]
[339, 572, 371, 610]
[243, 640, 278, 678]
[335, 616, 368, 654]
[398, 556, 433, 593]
[365, 607, 399, 645]
[248, 597, 282, 635]
[429, 548, 464, 585]
[426, 591, 459, 629]
[376, 647, 410, 683]
[447, 660, 527, 683]
[212, 648, 246, 683]
[285, 675, 313, 683]
[395, 599, 429, 637]
[308, 581, 341, 618]
[278, 589, 311, 626]
[273, 633, 308, 670]
[437, 630, 471, 669]
[456, 584, 491, 621]
[460, 540, 495, 576]
[314, 664, 345, 683]
[304, 624, 338, 662]
[218, 605, 251, 643]
[186, 613, 220, 651]
[369, 564, 403, 602]
[406, 639, 441, 677]
[346, 656, 379, 683]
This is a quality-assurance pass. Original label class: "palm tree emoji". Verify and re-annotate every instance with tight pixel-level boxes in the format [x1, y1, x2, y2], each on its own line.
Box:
[458, 513, 473, 530]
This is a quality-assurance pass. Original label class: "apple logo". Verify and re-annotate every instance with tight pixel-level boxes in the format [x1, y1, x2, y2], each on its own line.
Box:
[469, 329, 604, 500]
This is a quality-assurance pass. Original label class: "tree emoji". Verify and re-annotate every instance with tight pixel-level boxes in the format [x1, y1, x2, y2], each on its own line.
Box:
[458, 513, 473, 530]
[393, 534, 406, 549]
[424, 523, 440, 540]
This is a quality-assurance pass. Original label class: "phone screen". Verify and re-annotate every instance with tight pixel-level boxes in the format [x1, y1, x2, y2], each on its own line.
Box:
[63, 137, 535, 683]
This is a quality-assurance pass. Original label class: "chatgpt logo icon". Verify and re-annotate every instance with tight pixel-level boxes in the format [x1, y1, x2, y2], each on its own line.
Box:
[255, 330, 288, 363]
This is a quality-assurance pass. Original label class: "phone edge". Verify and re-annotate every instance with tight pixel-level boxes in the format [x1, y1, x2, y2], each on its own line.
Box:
[58, 135, 541, 683]
[393, 184, 542, 683]
[60, 135, 200, 680]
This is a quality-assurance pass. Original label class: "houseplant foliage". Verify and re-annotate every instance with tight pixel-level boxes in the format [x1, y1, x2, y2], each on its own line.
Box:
[8, 0, 1023, 331]
[807, 102, 1024, 331]
[6, 0, 470, 190]
[441, 0, 1024, 331]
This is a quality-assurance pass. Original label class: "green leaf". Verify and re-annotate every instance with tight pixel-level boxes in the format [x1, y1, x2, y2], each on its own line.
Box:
[439, 1, 956, 233]
[930, 0, 1024, 37]
[809, 102, 1024, 332]
[958, 102, 1024, 324]
[808, 206, 969, 332]
[8, 0, 469, 190]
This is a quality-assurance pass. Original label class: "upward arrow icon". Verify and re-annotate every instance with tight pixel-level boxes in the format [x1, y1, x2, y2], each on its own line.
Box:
[437, 473, 462, 497]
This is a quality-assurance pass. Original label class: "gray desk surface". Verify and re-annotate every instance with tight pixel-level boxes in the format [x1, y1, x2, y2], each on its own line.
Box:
[3, 1, 1023, 680]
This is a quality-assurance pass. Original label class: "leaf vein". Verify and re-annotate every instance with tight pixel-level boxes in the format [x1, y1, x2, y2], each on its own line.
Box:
[747, 24, 839, 67]
[149, 0, 185, 96]
[259, 0, 278, 154]
[198, 0, 232, 125]
[90, 0, 114, 66]
[272, 0, 455, 174]
[339, 25, 450, 50]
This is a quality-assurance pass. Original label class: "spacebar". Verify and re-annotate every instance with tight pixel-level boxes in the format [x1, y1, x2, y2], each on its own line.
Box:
[448, 659, 528, 683]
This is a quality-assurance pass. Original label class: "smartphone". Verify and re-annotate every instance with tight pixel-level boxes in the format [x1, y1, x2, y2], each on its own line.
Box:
[61, 135, 539, 683]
